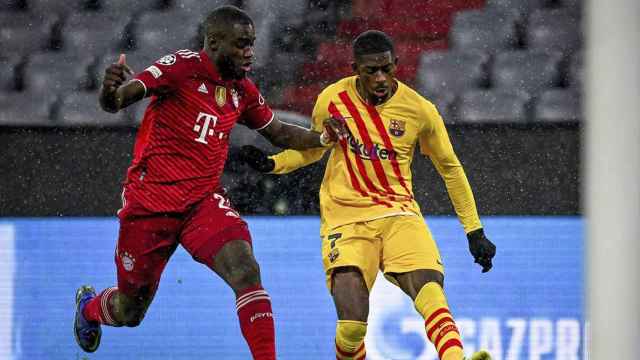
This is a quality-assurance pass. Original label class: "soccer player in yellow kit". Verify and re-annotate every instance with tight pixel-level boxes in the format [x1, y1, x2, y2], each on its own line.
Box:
[241, 30, 496, 360]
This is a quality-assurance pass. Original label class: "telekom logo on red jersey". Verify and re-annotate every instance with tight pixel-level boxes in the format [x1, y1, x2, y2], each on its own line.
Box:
[193, 112, 218, 144]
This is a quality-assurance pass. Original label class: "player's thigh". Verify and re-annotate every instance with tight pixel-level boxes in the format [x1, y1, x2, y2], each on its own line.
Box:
[322, 222, 380, 293]
[379, 215, 444, 286]
[331, 266, 370, 321]
[180, 192, 253, 272]
[116, 214, 181, 300]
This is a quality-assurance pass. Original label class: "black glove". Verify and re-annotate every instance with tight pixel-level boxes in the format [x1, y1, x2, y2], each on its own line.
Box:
[239, 145, 275, 173]
[467, 228, 496, 273]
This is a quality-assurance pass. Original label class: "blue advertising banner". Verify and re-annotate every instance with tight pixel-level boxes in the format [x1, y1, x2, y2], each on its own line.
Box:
[0, 216, 584, 359]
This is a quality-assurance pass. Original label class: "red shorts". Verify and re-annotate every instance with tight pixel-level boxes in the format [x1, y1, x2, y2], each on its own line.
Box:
[115, 187, 251, 297]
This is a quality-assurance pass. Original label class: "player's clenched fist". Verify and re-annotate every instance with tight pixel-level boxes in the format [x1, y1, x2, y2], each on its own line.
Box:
[102, 54, 133, 93]
[467, 228, 496, 273]
[321, 115, 349, 146]
[239, 145, 275, 173]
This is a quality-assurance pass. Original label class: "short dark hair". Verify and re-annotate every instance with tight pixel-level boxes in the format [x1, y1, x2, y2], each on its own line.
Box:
[205, 5, 254, 38]
[353, 30, 394, 58]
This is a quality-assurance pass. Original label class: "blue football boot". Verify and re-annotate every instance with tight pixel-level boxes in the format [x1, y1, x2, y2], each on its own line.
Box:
[74, 285, 102, 353]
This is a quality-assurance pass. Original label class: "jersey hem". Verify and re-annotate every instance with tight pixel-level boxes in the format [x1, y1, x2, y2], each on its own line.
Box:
[322, 211, 417, 233]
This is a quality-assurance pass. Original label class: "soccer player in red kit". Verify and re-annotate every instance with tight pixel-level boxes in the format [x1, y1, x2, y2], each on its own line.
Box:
[73, 6, 341, 359]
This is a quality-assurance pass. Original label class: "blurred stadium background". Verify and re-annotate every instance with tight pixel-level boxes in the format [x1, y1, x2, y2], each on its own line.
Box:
[0, 0, 585, 359]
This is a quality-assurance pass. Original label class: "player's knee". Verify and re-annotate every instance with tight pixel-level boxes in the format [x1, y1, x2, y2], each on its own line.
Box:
[227, 259, 261, 290]
[421, 269, 444, 288]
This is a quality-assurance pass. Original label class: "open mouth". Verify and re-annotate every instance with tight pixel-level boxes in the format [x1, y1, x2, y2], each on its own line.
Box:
[240, 62, 252, 72]
[374, 88, 388, 97]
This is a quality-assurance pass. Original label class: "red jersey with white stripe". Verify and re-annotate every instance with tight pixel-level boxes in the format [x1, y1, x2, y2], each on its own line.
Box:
[124, 49, 273, 213]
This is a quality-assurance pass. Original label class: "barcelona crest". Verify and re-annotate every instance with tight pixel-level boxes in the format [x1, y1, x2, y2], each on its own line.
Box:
[389, 119, 406, 137]
[215, 86, 226, 107]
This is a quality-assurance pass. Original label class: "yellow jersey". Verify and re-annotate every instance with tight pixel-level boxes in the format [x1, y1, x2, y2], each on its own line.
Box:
[270, 76, 482, 234]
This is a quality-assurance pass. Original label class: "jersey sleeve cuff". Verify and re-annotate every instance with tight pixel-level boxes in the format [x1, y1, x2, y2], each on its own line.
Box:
[252, 112, 275, 131]
[130, 79, 148, 97]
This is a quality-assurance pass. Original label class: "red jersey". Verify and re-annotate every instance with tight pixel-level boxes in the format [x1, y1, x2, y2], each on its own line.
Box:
[124, 49, 273, 213]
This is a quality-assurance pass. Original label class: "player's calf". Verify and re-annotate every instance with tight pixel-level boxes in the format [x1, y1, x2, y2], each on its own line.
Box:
[414, 282, 465, 360]
[114, 292, 151, 327]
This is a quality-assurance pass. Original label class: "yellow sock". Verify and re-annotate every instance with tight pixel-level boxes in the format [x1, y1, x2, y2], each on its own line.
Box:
[414, 282, 465, 360]
[335, 320, 367, 360]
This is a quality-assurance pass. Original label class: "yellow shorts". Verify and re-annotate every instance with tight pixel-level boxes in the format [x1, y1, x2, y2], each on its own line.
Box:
[321, 215, 444, 292]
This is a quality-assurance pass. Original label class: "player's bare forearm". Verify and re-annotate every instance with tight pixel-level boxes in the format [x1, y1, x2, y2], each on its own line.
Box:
[259, 117, 325, 149]
[100, 81, 145, 113]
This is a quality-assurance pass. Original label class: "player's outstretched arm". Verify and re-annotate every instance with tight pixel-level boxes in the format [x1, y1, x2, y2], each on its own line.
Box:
[99, 54, 145, 113]
[421, 103, 496, 272]
[258, 115, 347, 150]
[240, 145, 327, 174]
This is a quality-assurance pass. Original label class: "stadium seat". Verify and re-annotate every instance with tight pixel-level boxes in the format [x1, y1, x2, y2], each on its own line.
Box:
[93, 50, 167, 88]
[491, 50, 563, 97]
[134, 10, 201, 54]
[385, 0, 485, 19]
[0, 55, 22, 91]
[98, 0, 170, 14]
[486, 0, 547, 13]
[315, 41, 352, 67]
[456, 89, 531, 123]
[428, 92, 457, 124]
[27, 0, 82, 14]
[0, 92, 57, 126]
[270, 52, 306, 85]
[244, 0, 306, 21]
[60, 12, 131, 56]
[0, 0, 26, 11]
[534, 89, 581, 122]
[379, 10, 454, 41]
[22, 52, 96, 94]
[526, 9, 582, 54]
[0, 12, 58, 54]
[449, 8, 520, 51]
[56, 92, 128, 127]
[278, 83, 325, 115]
[416, 50, 489, 97]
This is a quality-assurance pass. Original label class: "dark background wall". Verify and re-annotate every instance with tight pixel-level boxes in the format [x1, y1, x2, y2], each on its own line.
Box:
[0, 124, 579, 216]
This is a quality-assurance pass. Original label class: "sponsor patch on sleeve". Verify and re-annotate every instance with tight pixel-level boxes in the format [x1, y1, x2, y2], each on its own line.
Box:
[145, 65, 163, 79]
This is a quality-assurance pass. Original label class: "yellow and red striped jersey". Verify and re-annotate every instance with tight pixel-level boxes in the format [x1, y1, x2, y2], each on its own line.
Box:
[270, 76, 482, 233]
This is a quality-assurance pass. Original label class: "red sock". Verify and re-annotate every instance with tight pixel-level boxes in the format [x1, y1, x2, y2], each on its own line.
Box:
[82, 287, 122, 326]
[236, 285, 276, 360]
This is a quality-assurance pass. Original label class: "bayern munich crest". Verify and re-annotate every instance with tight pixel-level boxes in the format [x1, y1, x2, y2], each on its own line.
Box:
[389, 119, 406, 137]
[120, 251, 136, 271]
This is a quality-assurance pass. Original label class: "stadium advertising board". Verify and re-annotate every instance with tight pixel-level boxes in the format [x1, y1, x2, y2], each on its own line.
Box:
[0, 217, 584, 359]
